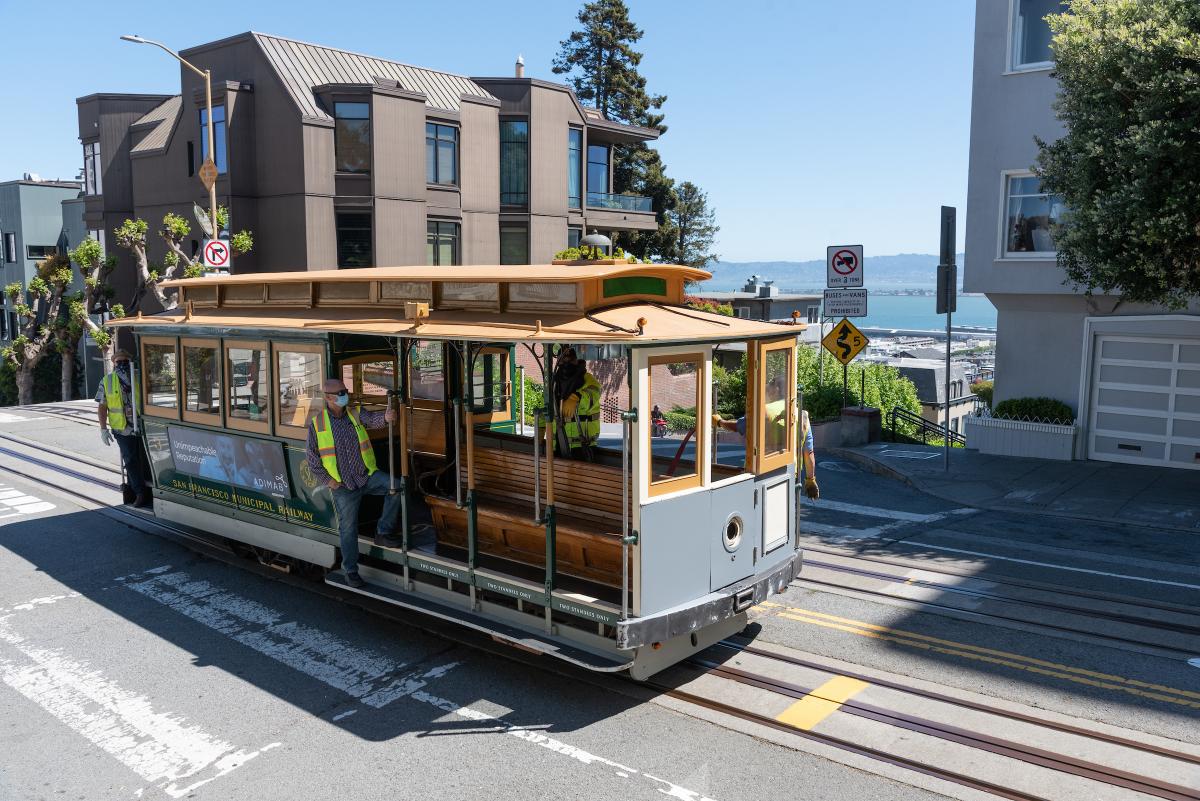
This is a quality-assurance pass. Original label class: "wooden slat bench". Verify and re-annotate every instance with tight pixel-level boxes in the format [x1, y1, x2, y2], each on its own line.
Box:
[425, 440, 629, 587]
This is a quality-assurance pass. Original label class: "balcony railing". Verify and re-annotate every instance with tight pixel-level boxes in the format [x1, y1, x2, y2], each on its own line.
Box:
[586, 191, 653, 213]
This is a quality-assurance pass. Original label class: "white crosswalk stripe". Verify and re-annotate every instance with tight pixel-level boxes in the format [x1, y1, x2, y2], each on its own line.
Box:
[0, 484, 55, 518]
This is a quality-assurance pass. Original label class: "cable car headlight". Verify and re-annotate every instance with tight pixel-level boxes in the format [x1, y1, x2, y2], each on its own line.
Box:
[723, 514, 744, 552]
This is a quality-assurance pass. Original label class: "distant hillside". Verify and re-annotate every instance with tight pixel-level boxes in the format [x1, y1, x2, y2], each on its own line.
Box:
[700, 253, 966, 291]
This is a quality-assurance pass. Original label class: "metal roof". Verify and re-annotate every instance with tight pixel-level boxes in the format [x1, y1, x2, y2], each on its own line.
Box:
[253, 33, 497, 117]
[130, 95, 182, 155]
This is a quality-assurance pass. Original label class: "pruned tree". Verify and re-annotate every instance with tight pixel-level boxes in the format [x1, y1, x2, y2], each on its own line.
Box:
[668, 181, 719, 270]
[115, 206, 253, 312]
[2, 254, 74, 405]
[1035, 0, 1200, 308]
[68, 236, 124, 381]
[553, 0, 678, 261]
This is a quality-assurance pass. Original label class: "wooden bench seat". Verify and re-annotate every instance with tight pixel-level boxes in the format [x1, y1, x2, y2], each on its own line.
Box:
[424, 439, 630, 586]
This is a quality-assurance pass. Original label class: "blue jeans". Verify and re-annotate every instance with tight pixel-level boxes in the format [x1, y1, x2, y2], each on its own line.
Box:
[114, 433, 148, 497]
[331, 470, 401, 575]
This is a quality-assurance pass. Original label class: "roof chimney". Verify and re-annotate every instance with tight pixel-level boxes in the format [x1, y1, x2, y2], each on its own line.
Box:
[515, 54, 525, 78]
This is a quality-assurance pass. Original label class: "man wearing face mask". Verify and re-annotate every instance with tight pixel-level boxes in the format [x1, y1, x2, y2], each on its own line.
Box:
[96, 349, 152, 508]
[306, 378, 402, 588]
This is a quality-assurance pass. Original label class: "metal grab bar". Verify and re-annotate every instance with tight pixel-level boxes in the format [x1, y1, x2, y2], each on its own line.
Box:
[533, 410, 542, 522]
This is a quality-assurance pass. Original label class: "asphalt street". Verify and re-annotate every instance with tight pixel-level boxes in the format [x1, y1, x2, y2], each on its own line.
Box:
[1, 405, 1198, 800]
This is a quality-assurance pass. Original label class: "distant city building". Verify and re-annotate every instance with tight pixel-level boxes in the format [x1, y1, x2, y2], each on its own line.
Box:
[692, 276, 821, 344]
[0, 177, 85, 343]
[965, 0, 1199, 469]
[890, 358, 975, 435]
[77, 32, 660, 311]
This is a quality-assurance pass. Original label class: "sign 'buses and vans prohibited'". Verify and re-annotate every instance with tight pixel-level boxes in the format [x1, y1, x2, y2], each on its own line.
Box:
[203, 238, 231, 270]
[823, 288, 868, 318]
[822, 317, 870, 365]
[826, 244, 864, 287]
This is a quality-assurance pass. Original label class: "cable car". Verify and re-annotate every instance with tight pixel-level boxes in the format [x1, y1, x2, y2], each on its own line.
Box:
[110, 261, 804, 679]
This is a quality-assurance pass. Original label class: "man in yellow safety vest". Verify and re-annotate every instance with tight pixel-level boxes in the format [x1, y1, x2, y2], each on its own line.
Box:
[305, 378, 401, 588]
[96, 349, 152, 508]
[552, 347, 601, 459]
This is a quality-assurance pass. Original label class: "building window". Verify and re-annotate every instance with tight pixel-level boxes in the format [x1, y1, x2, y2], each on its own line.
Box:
[499, 120, 529, 206]
[335, 102, 371, 173]
[0, 311, 7, 339]
[426, 123, 458, 185]
[3, 233, 15, 263]
[568, 128, 583, 209]
[587, 144, 609, 196]
[199, 105, 228, 174]
[335, 211, 373, 268]
[426, 221, 459, 266]
[736, 307, 750, 319]
[186, 141, 195, 177]
[807, 305, 820, 324]
[500, 224, 528, 265]
[1003, 174, 1063, 256]
[1011, 0, 1064, 70]
[567, 226, 582, 250]
[83, 141, 102, 195]
[26, 245, 58, 260]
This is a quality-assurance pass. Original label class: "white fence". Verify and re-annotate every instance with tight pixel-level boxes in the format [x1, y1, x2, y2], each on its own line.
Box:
[965, 414, 1077, 460]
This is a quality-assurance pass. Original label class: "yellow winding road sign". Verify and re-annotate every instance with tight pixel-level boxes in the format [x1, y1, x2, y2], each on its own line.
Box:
[822, 317, 869, 365]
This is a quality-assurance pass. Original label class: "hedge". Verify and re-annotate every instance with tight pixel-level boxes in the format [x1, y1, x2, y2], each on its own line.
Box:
[992, 396, 1074, 425]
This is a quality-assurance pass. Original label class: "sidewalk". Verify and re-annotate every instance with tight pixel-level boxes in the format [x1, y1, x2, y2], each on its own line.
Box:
[828, 442, 1200, 535]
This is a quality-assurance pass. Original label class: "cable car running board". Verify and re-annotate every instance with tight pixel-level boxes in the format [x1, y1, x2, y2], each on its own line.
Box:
[325, 570, 635, 674]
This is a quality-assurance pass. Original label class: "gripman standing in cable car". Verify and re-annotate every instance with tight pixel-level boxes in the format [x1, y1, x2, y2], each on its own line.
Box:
[306, 378, 402, 588]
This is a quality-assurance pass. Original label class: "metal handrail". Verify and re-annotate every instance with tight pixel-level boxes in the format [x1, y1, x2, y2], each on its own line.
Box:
[887, 406, 966, 447]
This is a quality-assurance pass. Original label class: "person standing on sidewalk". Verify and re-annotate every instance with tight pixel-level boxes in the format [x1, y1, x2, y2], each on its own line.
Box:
[96, 349, 152, 508]
[306, 378, 402, 588]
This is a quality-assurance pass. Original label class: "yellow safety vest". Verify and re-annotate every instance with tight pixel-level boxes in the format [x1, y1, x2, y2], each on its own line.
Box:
[311, 407, 377, 483]
[102, 372, 137, 432]
[562, 373, 601, 448]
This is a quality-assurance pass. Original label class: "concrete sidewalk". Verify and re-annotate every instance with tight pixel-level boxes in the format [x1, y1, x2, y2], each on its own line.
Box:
[829, 442, 1200, 535]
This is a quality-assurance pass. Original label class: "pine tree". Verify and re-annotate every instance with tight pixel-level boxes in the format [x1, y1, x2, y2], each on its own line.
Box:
[553, 0, 675, 260]
[668, 181, 719, 269]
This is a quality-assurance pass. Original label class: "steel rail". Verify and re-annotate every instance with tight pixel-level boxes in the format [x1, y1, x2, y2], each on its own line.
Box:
[797, 543, 1200, 617]
[688, 657, 1200, 801]
[793, 572, 1197, 657]
[805, 557, 1200, 638]
[715, 640, 1200, 764]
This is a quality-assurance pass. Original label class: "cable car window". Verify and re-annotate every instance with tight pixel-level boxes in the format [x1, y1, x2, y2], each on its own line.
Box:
[647, 353, 704, 494]
[226, 343, 268, 433]
[409, 341, 444, 403]
[472, 350, 507, 414]
[275, 345, 324, 439]
[752, 338, 796, 474]
[182, 340, 221, 422]
[341, 358, 395, 401]
[141, 338, 180, 418]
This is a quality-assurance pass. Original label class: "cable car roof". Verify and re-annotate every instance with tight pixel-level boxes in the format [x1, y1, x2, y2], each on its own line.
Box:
[110, 262, 805, 343]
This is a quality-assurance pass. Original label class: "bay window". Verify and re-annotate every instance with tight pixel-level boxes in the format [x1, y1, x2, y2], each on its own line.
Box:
[83, 141, 101, 195]
[426, 123, 458, 185]
[199, 106, 227, 174]
[500, 120, 529, 205]
[1003, 174, 1064, 256]
[568, 128, 583, 208]
[334, 102, 370, 173]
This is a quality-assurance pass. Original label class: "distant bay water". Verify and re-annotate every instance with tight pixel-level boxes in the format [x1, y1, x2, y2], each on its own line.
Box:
[854, 293, 997, 331]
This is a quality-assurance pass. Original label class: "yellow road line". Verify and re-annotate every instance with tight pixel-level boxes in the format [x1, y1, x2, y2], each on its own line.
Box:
[776, 675, 870, 730]
[759, 603, 1200, 709]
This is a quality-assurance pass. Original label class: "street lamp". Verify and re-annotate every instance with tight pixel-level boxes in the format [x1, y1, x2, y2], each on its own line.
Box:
[120, 34, 218, 242]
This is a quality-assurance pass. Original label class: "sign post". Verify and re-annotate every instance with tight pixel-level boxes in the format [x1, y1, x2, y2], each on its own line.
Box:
[821, 317, 869, 409]
[938, 206, 957, 472]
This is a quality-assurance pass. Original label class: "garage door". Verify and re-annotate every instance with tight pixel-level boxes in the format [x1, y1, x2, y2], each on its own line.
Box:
[1088, 336, 1200, 470]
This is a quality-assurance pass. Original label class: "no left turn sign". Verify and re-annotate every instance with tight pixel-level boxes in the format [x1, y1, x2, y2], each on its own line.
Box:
[826, 244, 864, 288]
[203, 238, 231, 270]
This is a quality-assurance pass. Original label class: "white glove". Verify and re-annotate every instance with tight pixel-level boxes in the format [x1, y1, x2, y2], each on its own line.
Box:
[100, 429, 113, 446]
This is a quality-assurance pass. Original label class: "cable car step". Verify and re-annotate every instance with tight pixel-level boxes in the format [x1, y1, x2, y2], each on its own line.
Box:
[325, 570, 634, 674]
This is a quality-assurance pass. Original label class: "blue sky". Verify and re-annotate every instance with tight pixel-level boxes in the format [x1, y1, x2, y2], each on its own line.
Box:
[0, 0, 975, 262]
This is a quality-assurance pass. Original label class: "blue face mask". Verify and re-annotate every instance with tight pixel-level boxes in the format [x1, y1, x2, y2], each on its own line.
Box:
[334, 392, 350, 408]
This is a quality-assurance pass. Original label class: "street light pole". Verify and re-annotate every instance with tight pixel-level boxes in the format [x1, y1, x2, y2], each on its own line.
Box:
[120, 35, 219, 240]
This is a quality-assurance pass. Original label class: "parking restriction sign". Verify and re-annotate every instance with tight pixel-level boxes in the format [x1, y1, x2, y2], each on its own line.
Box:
[202, 238, 231, 271]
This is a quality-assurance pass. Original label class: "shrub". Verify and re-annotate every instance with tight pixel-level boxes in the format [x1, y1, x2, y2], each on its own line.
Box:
[971, 379, 994, 408]
[663, 406, 697, 433]
[796, 345, 922, 428]
[683, 295, 734, 316]
[553, 246, 635, 263]
[992, 396, 1074, 425]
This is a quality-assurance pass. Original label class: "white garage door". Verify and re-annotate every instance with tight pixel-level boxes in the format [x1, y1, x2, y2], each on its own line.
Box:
[1088, 336, 1200, 470]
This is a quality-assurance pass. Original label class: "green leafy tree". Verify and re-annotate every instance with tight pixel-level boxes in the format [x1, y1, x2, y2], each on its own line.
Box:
[796, 345, 922, 430]
[552, 0, 680, 261]
[2, 254, 74, 405]
[115, 206, 253, 312]
[668, 181, 719, 269]
[68, 236, 124, 379]
[1035, 0, 1200, 308]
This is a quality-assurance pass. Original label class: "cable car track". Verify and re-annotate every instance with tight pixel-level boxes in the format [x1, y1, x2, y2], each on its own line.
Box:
[657, 641, 1200, 801]
[5, 440, 1199, 799]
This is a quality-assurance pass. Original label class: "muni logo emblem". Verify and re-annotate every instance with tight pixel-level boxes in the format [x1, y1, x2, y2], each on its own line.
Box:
[821, 317, 869, 365]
